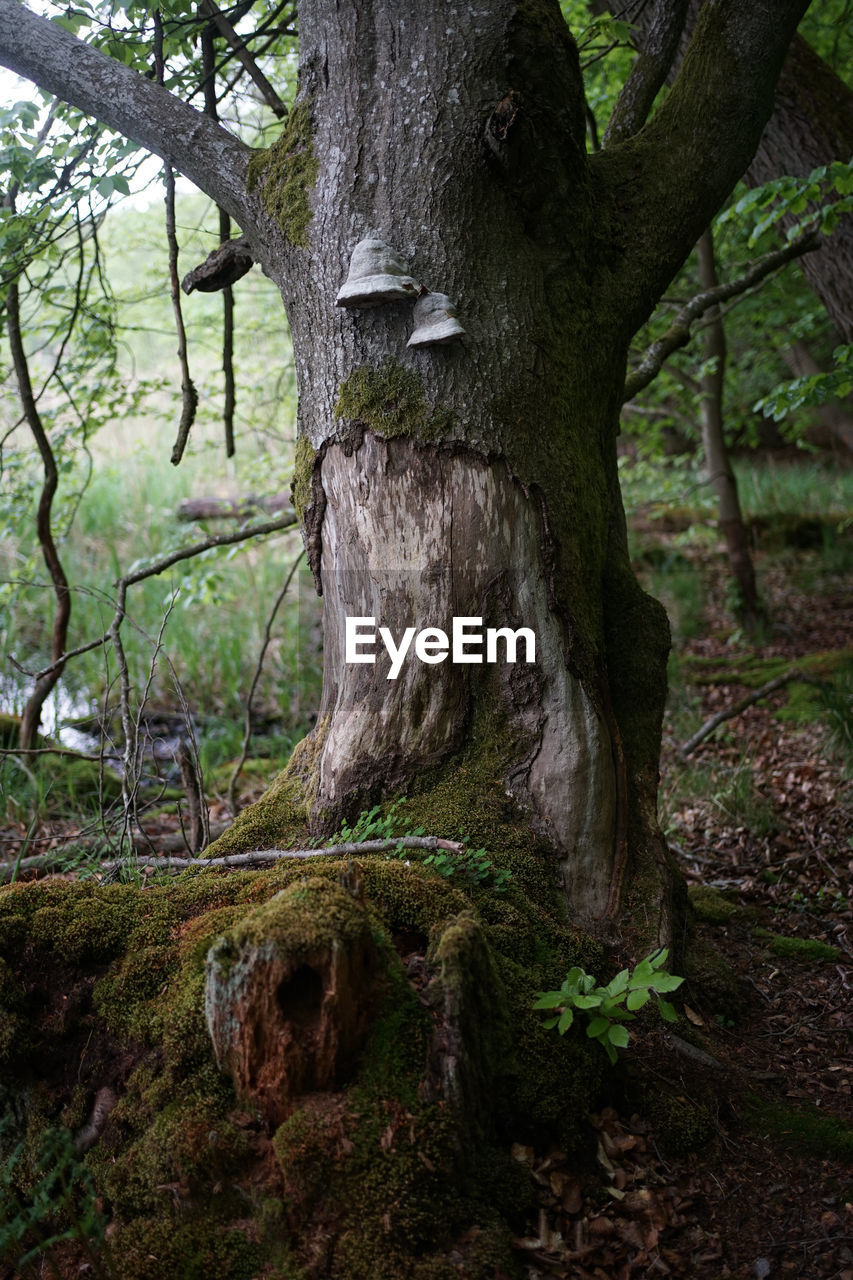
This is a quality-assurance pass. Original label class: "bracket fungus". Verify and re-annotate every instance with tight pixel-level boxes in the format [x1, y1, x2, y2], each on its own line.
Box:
[407, 291, 465, 347]
[335, 237, 419, 308]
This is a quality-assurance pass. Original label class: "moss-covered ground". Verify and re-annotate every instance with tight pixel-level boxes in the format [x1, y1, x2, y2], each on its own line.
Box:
[0, 795, 609, 1280]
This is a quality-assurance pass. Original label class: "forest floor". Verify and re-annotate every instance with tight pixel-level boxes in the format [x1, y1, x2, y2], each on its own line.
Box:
[512, 537, 853, 1280]
[1, 526, 851, 1280]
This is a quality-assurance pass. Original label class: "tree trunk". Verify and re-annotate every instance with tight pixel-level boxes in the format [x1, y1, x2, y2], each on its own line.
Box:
[211, 0, 680, 927]
[695, 229, 762, 632]
[743, 35, 853, 344]
[0, 0, 809, 936]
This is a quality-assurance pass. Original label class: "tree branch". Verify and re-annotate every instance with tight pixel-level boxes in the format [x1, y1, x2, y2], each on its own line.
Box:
[0, 0, 252, 224]
[1, 837, 466, 883]
[591, 0, 811, 334]
[227, 549, 304, 815]
[199, 0, 288, 118]
[623, 229, 820, 401]
[677, 671, 819, 760]
[604, 0, 688, 144]
[6, 278, 72, 750]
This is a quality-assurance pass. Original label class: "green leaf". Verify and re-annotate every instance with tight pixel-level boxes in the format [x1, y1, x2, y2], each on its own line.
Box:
[557, 1007, 574, 1034]
[650, 973, 684, 993]
[658, 1000, 678, 1023]
[586, 1016, 610, 1038]
[607, 1023, 630, 1048]
[626, 988, 650, 1011]
[605, 968, 630, 996]
[533, 992, 565, 1010]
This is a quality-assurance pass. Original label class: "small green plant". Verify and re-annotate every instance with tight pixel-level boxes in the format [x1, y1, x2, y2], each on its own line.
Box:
[332, 798, 410, 843]
[534, 949, 683, 1064]
[330, 801, 511, 890]
[422, 839, 512, 891]
[0, 1121, 114, 1278]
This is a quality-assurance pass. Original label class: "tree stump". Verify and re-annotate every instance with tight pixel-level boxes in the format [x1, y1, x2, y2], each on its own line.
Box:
[204, 877, 380, 1124]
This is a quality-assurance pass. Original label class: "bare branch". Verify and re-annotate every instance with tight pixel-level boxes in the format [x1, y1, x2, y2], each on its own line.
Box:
[200, 0, 288, 118]
[200, 26, 238, 458]
[0, 0, 252, 224]
[623, 229, 820, 402]
[111, 836, 467, 873]
[6, 278, 72, 750]
[0, 835, 465, 883]
[123, 515, 298, 586]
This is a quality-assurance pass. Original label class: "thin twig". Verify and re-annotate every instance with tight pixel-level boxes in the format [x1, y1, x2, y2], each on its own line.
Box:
[0, 836, 463, 883]
[23, 515, 296, 685]
[200, 0, 288, 117]
[109, 835, 466, 873]
[227, 549, 304, 815]
[677, 671, 821, 760]
[154, 10, 199, 465]
[200, 21, 238, 457]
[623, 229, 821, 402]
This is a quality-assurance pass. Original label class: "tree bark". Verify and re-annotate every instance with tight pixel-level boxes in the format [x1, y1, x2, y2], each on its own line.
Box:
[598, 2, 853, 342]
[743, 35, 853, 343]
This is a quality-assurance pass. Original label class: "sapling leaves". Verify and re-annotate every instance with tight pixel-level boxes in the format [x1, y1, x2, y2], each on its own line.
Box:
[534, 949, 684, 1063]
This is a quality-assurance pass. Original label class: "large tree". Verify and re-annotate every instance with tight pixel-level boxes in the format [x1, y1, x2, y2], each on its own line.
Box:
[0, 0, 808, 924]
[0, 1, 813, 1272]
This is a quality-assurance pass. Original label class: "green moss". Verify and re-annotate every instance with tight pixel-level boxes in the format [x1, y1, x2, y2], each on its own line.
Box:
[685, 937, 745, 1022]
[641, 1089, 715, 1155]
[108, 1217, 263, 1280]
[747, 1096, 853, 1163]
[753, 930, 840, 963]
[334, 360, 456, 443]
[247, 101, 319, 247]
[688, 885, 742, 926]
[291, 435, 316, 525]
[224, 876, 373, 955]
[203, 724, 327, 858]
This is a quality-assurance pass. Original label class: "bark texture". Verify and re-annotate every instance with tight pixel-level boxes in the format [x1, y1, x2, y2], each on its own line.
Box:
[600, 2, 853, 340]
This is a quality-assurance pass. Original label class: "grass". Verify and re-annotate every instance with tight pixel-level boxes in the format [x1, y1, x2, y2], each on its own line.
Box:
[732, 457, 853, 521]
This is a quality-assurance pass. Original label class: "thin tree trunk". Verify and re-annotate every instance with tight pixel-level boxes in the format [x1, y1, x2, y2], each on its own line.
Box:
[6, 282, 72, 750]
[695, 228, 762, 632]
